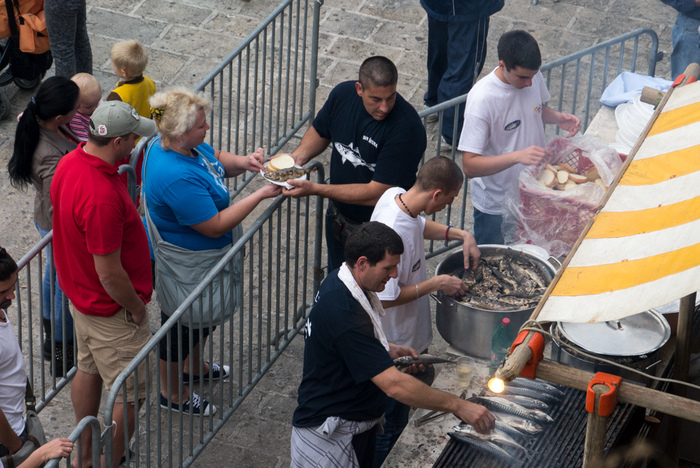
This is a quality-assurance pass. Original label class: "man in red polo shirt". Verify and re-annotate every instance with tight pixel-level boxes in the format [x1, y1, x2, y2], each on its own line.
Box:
[51, 101, 156, 468]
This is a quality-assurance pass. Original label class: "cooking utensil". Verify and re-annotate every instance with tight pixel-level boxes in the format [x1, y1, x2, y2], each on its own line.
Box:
[433, 245, 558, 359]
[548, 310, 671, 384]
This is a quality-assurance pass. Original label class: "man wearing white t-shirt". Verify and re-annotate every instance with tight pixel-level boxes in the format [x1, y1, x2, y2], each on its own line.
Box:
[459, 30, 581, 244]
[369, 156, 480, 466]
[0, 248, 73, 468]
[0, 248, 27, 461]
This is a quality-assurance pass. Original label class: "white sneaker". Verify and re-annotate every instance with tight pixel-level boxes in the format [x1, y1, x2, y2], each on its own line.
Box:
[439, 137, 453, 152]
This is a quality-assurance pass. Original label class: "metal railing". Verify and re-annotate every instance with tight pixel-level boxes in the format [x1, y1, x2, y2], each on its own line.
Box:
[417, 28, 660, 258]
[45, 417, 102, 468]
[193, 0, 322, 199]
[12, 234, 76, 413]
[540, 28, 659, 135]
[100, 164, 324, 467]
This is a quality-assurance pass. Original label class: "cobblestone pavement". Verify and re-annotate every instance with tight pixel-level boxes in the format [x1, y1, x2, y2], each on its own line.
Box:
[0, 0, 678, 465]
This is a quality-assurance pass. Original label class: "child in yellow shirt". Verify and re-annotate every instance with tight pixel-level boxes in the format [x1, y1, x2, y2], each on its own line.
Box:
[106, 40, 156, 118]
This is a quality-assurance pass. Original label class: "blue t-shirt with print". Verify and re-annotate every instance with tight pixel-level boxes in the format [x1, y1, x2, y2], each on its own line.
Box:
[142, 136, 232, 251]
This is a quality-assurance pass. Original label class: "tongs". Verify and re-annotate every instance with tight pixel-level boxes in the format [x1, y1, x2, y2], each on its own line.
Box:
[414, 391, 467, 427]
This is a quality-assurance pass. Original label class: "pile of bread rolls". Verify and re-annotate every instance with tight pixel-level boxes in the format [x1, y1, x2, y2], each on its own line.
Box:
[537, 163, 606, 192]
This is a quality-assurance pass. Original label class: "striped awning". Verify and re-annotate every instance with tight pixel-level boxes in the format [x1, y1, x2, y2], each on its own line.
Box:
[536, 80, 700, 323]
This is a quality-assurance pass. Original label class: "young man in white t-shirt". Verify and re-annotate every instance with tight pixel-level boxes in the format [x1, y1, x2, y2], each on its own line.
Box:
[459, 30, 581, 244]
[369, 156, 480, 466]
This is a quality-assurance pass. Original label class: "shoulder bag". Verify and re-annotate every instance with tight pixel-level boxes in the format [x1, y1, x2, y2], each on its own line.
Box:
[0, 379, 46, 468]
[142, 141, 243, 328]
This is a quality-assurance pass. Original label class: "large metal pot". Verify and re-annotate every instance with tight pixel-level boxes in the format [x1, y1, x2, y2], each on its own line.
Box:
[548, 310, 671, 384]
[434, 245, 557, 359]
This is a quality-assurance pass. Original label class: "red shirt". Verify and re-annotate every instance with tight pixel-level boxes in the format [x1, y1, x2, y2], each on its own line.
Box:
[50, 143, 152, 317]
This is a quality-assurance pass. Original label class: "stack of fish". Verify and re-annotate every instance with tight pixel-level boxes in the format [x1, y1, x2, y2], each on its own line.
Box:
[452, 254, 549, 311]
[448, 378, 565, 466]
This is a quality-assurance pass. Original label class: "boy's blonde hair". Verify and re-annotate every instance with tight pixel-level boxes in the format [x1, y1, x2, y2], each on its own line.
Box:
[149, 87, 211, 146]
[71, 73, 102, 101]
[111, 40, 149, 79]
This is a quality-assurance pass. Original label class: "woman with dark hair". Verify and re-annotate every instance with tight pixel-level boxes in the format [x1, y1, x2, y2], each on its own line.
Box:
[7, 76, 80, 377]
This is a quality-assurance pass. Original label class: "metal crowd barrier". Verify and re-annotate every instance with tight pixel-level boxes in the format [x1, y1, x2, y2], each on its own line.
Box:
[193, 0, 322, 199]
[417, 27, 660, 258]
[101, 164, 324, 467]
[12, 233, 76, 413]
[540, 28, 659, 135]
[44, 416, 102, 468]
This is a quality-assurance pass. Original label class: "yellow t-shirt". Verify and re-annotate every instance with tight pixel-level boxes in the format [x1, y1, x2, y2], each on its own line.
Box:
[109, 75, 156, 118]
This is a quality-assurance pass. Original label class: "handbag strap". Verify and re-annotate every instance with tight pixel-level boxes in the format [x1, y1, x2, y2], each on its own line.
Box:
[24, 377, 36, 413]
[141, 138, 167, 247]
[4, 0, 19, 38]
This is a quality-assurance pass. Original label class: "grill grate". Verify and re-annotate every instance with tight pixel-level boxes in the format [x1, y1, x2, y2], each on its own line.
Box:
[433, 384, 640, 467]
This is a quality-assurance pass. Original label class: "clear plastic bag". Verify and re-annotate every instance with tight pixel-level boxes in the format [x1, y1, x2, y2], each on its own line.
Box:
[502, 136, 623, 257]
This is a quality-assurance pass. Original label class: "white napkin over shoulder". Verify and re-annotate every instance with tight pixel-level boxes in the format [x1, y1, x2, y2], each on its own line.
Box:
[337, 262, 390, 351]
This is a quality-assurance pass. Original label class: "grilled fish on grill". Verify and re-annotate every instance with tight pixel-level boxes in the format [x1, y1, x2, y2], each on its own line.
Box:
[485, 392, 551, 411]
[502, 384, 562, 404]
[493, 419, 527, 442]
[493, 412, 544, 435]
[264, 167, 317, 182]
[448, 431, 521, 465]
[510, 377, 566, 399]
[451, 253, 549, 311]
[476, 396, 554, 423]
[452, 423, 527, 455]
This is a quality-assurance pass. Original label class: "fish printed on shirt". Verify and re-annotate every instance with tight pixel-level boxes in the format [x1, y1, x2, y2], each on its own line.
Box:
[504, 120, 521, 131]
[534, 103, 543, 113]
[334, 142, 376, 171]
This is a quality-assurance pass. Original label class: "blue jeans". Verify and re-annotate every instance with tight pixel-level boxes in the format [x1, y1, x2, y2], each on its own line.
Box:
[424, 15, 490, 145]
[44, 0, 92, 77]
[373, 366, 435, 467]
[671, 12, 700, 80]
[35, 223, 73, 342]
[473, 208, 504, 245]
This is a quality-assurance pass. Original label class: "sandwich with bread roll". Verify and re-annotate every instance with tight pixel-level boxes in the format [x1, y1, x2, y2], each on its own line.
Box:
[266, 153, 296, 172]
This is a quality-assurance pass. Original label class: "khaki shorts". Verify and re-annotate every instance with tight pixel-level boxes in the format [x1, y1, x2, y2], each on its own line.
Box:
[71, 304, 151, 403]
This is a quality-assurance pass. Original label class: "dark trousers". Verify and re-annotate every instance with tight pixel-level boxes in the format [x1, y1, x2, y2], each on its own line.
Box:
[353, 424, 379, 468]
[473, 207, 504, 245]
[424, 15, 490, 145]
[372, 366, 436, 467]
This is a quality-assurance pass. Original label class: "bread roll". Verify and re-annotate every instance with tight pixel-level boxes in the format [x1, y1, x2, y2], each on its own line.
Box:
[559, 163, 576, 173]
[585, 167, 600, 182]
[594, 178, 607, 190]
[569, 173, 588, 184]
[267, 154, 295, 171]
[557, 170, 569, 184]
[538, 169, 557, 188]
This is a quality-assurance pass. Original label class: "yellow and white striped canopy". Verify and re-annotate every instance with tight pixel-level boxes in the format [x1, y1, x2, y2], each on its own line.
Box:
[537, 80, 700, 323]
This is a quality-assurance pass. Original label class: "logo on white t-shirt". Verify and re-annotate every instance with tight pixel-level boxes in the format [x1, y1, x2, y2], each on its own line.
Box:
[412, 259, 420, 272]
[504, 120, 521, 131]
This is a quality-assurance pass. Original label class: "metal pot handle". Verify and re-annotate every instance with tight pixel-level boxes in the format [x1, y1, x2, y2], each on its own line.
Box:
[548, 256, 563, 270]
[429, 293, 442, 305]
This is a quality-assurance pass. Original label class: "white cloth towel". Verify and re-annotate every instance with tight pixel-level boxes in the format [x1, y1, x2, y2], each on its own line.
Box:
[337, 263, 390, 351]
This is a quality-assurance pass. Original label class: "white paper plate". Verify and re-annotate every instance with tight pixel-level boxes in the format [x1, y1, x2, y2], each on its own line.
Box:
[261, 164, 306, 188]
